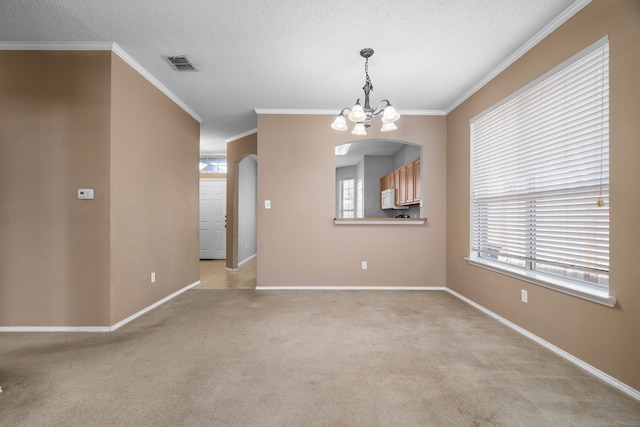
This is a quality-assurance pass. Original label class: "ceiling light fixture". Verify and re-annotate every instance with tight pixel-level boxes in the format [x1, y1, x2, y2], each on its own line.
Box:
[331, 48, 400, 135]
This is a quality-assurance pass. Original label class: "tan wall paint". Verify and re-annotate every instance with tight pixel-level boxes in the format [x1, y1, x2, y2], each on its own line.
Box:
[0, 50, 199, 327]
[226, 133, 257, 270]
[0, 51, 111, 326]
[446, 0, 640, 389]
[257, 114, 446, 287]
[109, 53, 200, 324]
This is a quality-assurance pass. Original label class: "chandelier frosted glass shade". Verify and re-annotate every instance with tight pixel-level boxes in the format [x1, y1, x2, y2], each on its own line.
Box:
[381, 120, 398, 132]
[348, 103, 366, 122]
[352, 123, 367, 136]
[382, 105, 400, 122]
[331, 115, 348, 131]
[331, 48, 400, 136]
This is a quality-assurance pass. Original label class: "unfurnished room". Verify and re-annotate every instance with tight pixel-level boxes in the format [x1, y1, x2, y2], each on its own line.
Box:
[1, 1, 639, 425]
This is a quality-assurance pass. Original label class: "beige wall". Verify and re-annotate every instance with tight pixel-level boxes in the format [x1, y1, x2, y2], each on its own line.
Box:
[0, 50, 200, 327]
[257, 114, 447, 287]
[226, 133, 258, 270]
[446, 0, 640, 389]
[0, 51, 112, 326]
[109, 53, 200, 324]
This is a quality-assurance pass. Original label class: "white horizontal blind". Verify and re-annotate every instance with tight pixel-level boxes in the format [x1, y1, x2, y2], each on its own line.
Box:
[471, 38, 609, 290]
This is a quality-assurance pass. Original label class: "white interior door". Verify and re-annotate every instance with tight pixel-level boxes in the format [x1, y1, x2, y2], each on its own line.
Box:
[200, 179, 226, 259]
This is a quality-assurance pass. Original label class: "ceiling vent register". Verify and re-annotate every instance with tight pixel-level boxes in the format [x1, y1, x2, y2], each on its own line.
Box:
[164, 55, 197, 71]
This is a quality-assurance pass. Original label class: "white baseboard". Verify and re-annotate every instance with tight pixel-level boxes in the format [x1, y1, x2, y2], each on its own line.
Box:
[224, 253, 256, 271]
[445, 288, 640, 401]
[0, 280, 201, 333]
[239, 253, 257, 266]
[109, 280, 201, 331]
[0, 325, 111, 333]
[256, 286, 446, 291]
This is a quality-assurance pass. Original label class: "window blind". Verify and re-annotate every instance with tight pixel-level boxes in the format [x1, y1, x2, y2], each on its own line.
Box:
[470, 38, 609, 290]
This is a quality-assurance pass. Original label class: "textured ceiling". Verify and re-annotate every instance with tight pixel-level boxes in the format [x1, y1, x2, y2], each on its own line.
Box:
[1, 0, 581, 154]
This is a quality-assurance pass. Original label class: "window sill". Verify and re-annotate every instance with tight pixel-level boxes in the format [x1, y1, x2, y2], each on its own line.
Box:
[465, 257, 616, 307]
[334, 218, 427, 225]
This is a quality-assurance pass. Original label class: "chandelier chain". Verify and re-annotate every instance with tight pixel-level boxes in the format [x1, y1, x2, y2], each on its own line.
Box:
[364, 57, 372, 90]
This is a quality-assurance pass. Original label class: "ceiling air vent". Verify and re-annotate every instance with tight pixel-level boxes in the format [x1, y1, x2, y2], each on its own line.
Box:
[164, 55, 198, 72]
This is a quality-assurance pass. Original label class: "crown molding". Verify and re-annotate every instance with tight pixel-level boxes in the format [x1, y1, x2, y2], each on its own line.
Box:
[446, 0, 592, 114]
[0, 41, 202, 123]
[110, 43, 202, 123]
[254, 109, 445, 116]
[225, 128, 257, 143]
[0, 41, 113, 50]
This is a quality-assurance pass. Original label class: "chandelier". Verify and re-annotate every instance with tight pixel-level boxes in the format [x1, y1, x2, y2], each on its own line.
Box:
[330, 48, 400, 135]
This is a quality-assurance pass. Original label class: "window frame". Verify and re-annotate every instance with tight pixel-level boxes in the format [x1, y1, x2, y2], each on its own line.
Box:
[467, 36, 615, 307]
[338, 178, 356, 218]
[199, 156, 227, 173]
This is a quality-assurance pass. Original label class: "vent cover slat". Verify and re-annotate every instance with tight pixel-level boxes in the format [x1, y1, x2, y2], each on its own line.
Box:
[164, 55, 198, 72]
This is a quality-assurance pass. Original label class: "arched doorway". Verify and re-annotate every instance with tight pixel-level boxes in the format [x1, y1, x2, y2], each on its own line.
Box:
[236, 154, 257, 266]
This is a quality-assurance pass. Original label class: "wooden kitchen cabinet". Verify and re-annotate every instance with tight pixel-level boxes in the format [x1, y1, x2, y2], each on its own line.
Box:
[393, 170, 401, 205]
[413, 158, 421, 203]
[398, 166, 407, 205]
[406, 161, 415, 203]
[380, 174, 392, 192]
[379, 157, 421, 207]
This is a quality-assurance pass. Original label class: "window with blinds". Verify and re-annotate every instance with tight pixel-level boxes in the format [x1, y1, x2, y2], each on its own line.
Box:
[470, 37, 609, 294]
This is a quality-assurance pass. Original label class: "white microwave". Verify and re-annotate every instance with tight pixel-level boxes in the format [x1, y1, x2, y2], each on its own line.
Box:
[381, 188, 408, 210]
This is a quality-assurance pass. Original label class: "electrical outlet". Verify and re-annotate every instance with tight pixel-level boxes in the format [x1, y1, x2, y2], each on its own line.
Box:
[521, 289, 528, 303]
[361, 261, 368, 270]
[151, 272, 156, 283]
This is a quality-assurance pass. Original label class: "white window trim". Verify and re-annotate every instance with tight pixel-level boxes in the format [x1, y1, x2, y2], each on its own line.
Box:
[465, 256, 615, 307]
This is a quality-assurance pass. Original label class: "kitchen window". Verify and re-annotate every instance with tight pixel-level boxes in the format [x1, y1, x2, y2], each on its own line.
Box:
[468, 37, 614, 306]
[338, 178, 355, 218]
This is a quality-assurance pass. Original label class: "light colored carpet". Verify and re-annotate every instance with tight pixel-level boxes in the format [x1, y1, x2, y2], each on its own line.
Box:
[0, 290, 638, 426]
